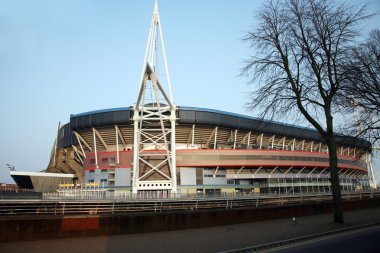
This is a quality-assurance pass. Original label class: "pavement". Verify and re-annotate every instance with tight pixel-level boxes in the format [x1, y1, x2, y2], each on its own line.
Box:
[0, 207, 379, 253]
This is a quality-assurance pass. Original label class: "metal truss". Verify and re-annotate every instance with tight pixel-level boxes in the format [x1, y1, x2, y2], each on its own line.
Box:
[366, 153, 378, 189]
[132, 2, 177, 193]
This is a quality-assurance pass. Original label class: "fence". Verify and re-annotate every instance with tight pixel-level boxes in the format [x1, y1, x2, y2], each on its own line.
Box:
[41, 188, 380, 201]
[1, 191, 379, 217]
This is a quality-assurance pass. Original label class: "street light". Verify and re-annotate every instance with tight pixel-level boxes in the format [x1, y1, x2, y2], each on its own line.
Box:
[6, 164, 15, 171]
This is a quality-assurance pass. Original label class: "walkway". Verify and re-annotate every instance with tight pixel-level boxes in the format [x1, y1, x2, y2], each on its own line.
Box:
[1, 207, 379, 253]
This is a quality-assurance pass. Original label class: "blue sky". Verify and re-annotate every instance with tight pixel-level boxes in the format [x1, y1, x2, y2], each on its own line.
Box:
[0, 0, 379, 184]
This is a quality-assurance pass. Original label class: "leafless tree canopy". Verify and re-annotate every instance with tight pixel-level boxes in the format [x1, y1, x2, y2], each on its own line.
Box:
[242, 0, 369, 136]
[341, 29, 380, 144]
[242, 0, 372, 223]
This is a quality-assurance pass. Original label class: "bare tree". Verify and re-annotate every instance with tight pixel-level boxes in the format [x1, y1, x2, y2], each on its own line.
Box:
[341, 29, 380, 145]
[242, 0, 371, 223]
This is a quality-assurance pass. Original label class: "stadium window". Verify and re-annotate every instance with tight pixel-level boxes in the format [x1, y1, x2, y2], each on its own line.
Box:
[109, 157, 116, 166]
[227, 180, 235, 185]
[101, 169, 107, 173]
[204, 174, 213, 177]
[89, 170, 95, 174]
[102, 158, 108, 164]
[100, 179, 107, 183]
[88, 179, 94, 183]
[89, 159, 96, 165]
[216, 175, 226, 178]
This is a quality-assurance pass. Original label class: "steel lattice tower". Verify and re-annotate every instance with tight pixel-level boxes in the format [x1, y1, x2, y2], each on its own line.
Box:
[132, 2, 177, 193]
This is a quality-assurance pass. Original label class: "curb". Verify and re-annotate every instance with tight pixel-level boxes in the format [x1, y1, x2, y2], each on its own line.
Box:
[219, 222, 380, 253]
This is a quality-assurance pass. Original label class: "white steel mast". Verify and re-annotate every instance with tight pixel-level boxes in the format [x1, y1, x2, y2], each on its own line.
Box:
[132, 1, 177, 193]
[352, 99, 378, 189]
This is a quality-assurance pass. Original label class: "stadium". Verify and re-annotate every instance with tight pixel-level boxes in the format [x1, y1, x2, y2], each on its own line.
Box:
[47, 105, 372, 195]
[12, 3, 374, 195]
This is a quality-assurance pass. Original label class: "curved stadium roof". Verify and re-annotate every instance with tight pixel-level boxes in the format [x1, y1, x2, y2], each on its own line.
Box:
[57, 106, 371, 150]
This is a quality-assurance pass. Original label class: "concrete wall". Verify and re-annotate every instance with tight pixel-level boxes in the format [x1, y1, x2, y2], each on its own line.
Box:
[85, 168, 131, 187]
[1, 198, 379, 242]
[115, 168, 130, 187]
[180, 167, 196, 185]
[203, 168, 227, 185]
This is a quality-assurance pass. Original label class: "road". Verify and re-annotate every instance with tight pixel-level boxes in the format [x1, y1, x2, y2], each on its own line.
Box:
[269, 225, 380, 253]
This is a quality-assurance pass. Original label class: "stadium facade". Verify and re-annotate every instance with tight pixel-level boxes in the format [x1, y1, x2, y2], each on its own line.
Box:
[45, 3, 374, 195]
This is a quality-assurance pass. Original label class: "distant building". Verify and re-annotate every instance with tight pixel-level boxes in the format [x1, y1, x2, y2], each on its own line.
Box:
[10, 171, 75, 193]
[0, 183, 18, 191]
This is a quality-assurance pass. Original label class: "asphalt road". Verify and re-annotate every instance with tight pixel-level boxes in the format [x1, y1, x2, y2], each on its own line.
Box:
[269, 225, 380, 253]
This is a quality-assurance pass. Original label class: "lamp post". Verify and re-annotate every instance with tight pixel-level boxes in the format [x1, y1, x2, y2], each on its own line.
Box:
[6, 164, 15, 171]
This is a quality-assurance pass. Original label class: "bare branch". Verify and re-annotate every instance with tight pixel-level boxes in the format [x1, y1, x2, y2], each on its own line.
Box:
[241, 0, 373, 224]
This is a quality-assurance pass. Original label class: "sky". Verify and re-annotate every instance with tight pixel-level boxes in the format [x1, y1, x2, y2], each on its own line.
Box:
[0, 0, 380, 184]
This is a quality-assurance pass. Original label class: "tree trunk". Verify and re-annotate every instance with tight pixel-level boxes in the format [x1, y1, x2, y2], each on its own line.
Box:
[326, 135, 344, 223]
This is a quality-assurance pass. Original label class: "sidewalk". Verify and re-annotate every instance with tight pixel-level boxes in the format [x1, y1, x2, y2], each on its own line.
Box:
[1, 207, 379, 253]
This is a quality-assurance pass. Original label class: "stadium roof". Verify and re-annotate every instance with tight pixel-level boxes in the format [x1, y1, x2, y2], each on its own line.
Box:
[66, 106, 371, 150]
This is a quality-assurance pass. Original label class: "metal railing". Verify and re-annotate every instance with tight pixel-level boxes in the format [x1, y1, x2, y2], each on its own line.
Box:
[0, 191, 379, 217]
[41, 188, 379, 200]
